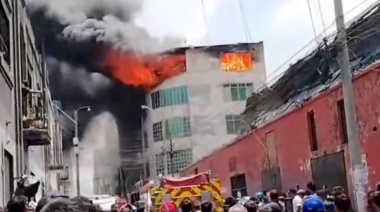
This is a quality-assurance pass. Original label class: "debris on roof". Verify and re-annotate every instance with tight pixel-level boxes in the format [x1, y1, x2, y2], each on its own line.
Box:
[243, 2, 380, 128]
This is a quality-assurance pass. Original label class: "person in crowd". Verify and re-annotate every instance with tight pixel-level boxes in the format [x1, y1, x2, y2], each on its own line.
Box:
[306, 182, 318, 197]
[261, 190, 282, 212]
[302, 196, 326, 212]
[243, 198, 257, 212]
[160, 201, 178, 212]
[40, 198, 89, 212]
[200, 201, 213, 212]
[35, 196, 51, 212]
[228, 204, 247, 212]
[333, 194, 351, 212]
[293, 190, 305, 212]
[255, 192, 267, 208]
[180, 198, 193, 212]
[223, 197, 237, 212]
[5, 196, 27, 212]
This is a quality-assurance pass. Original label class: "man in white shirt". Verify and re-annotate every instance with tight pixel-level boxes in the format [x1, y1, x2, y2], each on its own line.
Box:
[292, 190, 305, 212]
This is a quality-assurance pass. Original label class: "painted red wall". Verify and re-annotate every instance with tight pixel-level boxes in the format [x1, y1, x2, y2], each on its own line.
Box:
[181, 63, 380, 197]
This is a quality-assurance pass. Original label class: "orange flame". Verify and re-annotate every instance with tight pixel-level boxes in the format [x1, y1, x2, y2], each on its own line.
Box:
[221, 52, 253, 72]
[105, 49, 186, 90]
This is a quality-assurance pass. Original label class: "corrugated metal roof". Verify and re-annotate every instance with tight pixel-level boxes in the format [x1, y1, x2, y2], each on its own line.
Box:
[244, 2, 380, 128]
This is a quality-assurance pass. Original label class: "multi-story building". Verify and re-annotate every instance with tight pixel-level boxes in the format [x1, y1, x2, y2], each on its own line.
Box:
[144, 43, 267, 177]
[0, 0, 65, 204]
[20, 8, 66, 199]
[0, 0, 18, 206]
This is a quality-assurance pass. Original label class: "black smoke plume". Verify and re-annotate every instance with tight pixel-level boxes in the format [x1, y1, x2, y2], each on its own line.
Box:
[27, 7, 145, 140]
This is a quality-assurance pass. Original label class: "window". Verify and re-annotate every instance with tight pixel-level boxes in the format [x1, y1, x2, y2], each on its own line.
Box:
[168, 149, 193, 174]
[153, 122, 163, 142]
[151, 86, 189, 109]
[165, 116, 191, 138]
[337, 99, 348, 144]
[155, 153, 165, 175]
[230, 174, 247, 198]
[225, 115, 241, 134]
[194, 168, 198, 174]
[307, 111, 318, 151]
[223, 83, 253, 101]
[0, 5, 10, 63]
[155, 149, 193, 175]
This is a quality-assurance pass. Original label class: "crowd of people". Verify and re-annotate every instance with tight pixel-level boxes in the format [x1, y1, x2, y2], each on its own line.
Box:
[2, 181, 380, 212]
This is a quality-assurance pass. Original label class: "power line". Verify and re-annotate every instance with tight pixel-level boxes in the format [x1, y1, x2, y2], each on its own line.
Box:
[317, 0, 327, 37]
[238, 0, 251, 42]
[307, 0, 319, 44]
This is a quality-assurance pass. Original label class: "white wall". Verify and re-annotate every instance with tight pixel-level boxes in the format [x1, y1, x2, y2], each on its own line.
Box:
[145, 43, 267, 177]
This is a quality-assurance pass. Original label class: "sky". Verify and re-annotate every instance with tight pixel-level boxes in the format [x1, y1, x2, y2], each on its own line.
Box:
[136, 0, 378, 82]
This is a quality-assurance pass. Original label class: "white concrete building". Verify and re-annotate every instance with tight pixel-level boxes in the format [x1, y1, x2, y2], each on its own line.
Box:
[144, 43, 267, 177]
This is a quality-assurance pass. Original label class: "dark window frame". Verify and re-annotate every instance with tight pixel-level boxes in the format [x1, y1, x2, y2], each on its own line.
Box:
[307, 110, 319, 151]
[230, 173, 247, 198]
[337, 99, 348, 144]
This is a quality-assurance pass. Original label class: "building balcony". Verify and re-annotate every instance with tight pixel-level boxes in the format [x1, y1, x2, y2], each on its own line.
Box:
[23, 117, 50, 146]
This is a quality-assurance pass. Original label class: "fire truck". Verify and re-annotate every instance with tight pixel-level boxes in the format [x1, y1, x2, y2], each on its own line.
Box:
[131, 172, 224, 212]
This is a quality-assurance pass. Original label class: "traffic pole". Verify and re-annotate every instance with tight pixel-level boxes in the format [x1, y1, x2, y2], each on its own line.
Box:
[333, 0, 368, 210]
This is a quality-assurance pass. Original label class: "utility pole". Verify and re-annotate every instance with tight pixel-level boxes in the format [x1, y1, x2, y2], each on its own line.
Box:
[73, 106, 91, 196]
[169, 138, 174, 176]
[141, 116, 147, 179]
[334, 0, 368, 211]
[74, 110, 80, 197]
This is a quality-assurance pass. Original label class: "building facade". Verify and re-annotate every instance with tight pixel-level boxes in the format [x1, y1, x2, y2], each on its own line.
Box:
[0, 0, 65, 204]
[180, 4, 380, 197]
[180, 63, 380, 197]
[0, 0, 18, 206]
[144, 43, 267, 178]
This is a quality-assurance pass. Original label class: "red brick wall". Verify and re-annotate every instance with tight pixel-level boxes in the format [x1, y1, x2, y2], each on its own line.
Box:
[181, 63, 380, 196]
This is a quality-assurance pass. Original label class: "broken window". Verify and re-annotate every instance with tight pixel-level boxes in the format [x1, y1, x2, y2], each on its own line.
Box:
[307, 111, 319, 151]
[337, 99, 348, 144]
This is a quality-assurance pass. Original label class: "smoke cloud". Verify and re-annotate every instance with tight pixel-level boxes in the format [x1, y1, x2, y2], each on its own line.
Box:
[26, 0, 177, 193]
[27, 0, 183, 54]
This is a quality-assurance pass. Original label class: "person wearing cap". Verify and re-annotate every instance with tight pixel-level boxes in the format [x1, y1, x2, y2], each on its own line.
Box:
[302, 196, 326, 212]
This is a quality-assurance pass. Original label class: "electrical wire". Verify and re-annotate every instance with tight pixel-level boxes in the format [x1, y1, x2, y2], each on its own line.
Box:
[199, 0, 380, 124]
[317, 0, 327, 37]
[307, 0, 319, 44]
[238, 0, 251, 42]
[121, 0, 380, 169]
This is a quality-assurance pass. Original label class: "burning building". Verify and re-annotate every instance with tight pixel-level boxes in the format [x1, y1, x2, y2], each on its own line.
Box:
[139, 42, 267, 178]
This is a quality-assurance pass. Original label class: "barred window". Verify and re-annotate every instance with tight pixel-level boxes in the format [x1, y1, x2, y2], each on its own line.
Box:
[225, 115, 242, 134]
[223, 83, 253, 101]
[165, 116, 191, 138]
[155, 149, 193, 175]
[151, 86, 189, 109]
[153, 122, 163, 142]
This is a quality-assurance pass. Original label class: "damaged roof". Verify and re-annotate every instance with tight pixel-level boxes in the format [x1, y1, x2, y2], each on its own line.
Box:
[243, 2, 380, 128]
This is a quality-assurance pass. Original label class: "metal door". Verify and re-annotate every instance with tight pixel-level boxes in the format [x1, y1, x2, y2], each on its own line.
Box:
[310, 151, 348, 191]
